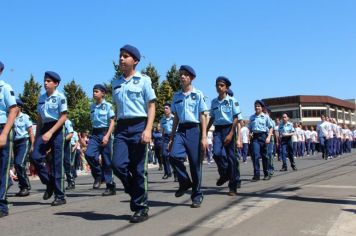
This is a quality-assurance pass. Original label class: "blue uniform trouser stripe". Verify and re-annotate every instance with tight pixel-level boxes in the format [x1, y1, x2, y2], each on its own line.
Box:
[251, 134, 269, 177]
[14, 139, 30, 189]
[0, 128, 12, 213]
[281, 138, 296, 169]
[112, 120, 148, 212]
[212, 126, 240, 190]
[170, 126, 203, 202]
[31, 124, 65, 200]
[84, 131, 114, 185]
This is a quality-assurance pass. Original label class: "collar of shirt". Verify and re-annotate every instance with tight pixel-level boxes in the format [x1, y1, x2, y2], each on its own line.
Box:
[95, 99, 106, 108]
[119, 71, 143, 83]
[46, 90, 60, 99]
[177, 87, 199, 97]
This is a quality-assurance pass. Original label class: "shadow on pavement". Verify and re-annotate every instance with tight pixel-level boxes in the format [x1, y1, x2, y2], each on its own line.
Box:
[55, 211, 131, 221]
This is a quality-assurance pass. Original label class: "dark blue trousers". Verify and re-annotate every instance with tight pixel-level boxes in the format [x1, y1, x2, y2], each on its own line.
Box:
[85, 128, 114, 187]
[31, 122, 65, 200]
[13, 138, 31, 190]
[212, 125, 240, 191]
[112, 119, 148, 213]
[281, 137, 296, 169]
[292, 142, 298, 157]
[162, 135, 172, 176]
[171, 124, 203, 203]
[64, 140, 74, 185]
[305, 139, 311, 155]
[319, 137, 329, 158]
[0, 127, 12, 214]
[242, 143, 249, 162]
[267, 141, 274, 173]
[251, 133, 269, 177]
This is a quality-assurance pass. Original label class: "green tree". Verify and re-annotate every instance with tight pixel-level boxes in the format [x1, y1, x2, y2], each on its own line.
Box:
[155, 80, 173, 122]
[141, 63, 160, 95]
[18, 74, 42, 122]
[166, 64, 181, 93]
[63, 79, 87, 110]
[68, 97, 91, 132]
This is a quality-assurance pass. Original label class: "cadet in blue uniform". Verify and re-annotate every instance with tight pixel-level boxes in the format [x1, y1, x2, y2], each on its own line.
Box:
[160, 102, 175, 179]
[0, 61, 19, 218]
[278, 113, 297, 171]
[31, 71, 68, 206]
[63, 119, 74, 190]
[248, 100, 273, 181]
[85, 84, 116, 196]
[13, 99, 34, 197]
[111, 45, 156, 223]
[169, 65, 208, 208]
[152, 124, 163, 170]
[207, 77, 242, 196]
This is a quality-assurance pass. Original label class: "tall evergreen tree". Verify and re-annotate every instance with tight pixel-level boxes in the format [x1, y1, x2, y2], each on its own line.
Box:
[141, 63, 160, 95]
[18, 74, 41, 122]
[68, 97, 91, 132]
[63, 79, 87, 110]
[166, 64, 181, 93]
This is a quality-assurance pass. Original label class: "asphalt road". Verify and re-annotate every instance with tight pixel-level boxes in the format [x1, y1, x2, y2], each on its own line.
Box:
[2, 151, 356, 236]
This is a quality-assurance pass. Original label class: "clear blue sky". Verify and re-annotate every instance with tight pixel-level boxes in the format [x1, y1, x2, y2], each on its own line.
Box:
[1, 0, 355, 116]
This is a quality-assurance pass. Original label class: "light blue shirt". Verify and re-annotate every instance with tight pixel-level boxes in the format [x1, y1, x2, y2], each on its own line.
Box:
[37, 90, 68, 123]
[14, 112, 32, 140]
[171, 87, 208, 124]
[210, 95, 242, 125]
[112, 71, 156, 119]
[278, 122, 295, 136]
[248, 113, 273, 133]
[65, 119, 74, 135]
[160, 114, 174, 135]
[71, 131, 79, 145]
[90, 100, 115, 128]
[0, 80, 17, 124]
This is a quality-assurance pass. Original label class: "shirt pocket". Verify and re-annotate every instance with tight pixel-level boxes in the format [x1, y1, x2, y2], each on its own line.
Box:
[48, 102, 58, 111]
[222, 105, 231, 113]
[98, 109, 108, 117]
[127, 87, 142, 100]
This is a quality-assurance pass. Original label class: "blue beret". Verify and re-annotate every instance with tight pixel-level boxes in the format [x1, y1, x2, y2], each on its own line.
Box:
[254, 100, 265, 107]
[120, 44, 141, 61]
[226, 89, 234, 97]
[93, 84, 107, 93]
[179, 65, 196, 78]
[44, 71, 61, 82]
[163, 102, 171, 107]
[0, 61, 4, 71]
[216, 76, 231, 87]
[16, 99, 24, 107]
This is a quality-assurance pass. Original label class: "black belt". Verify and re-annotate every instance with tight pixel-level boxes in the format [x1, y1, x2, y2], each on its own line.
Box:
[178, 122, 199, 130]
[214, 124, 232, 130]
[92, 127, 109, 133]
[117, 117, 147, 126]
[14, 137, 29, 143]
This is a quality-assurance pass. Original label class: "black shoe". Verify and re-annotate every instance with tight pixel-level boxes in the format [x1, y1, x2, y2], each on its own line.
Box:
[228, 190, 237, 196]
[190, 201, 202, 208]
[130, 211, 149, 223]
[102, 187, 116, 196]
[175, 183, 192, 197]
[93, 178, 101, 189]
[51, 198, 66, 206]
[263, 175, 272, 181]
[251, 176, 260, 182]
[43, 185, 54, 200]
[162, 174, 169, 179]
[280, 167, 287, 172]
[0, 211, 9, 218]
[216, 177, 228, 186]
[16, 188, 30, 197]
[292, 166, 298, 171]
[65, 183, 75, 190]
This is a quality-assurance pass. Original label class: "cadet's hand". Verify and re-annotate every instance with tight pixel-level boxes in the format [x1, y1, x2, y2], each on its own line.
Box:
[265, 137, 271, 144]
[30, 145, 34, 153]
[236, 138, 242, 149]
[42, 131, 53, 143]
[0, 134, 7, 148]
[168, 140, 173, 152]
[223, 133, 233, 146]
[101, 136, 109, 146]
[201, 137, 208, 154]
[141, 129, 151, 144]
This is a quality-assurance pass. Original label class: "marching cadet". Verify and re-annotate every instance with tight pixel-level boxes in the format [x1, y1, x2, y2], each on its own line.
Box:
[304, 126, 312, 156]
[85, 84, 116, 196]
[160, 102, 175, 180]
[63, 119, 74, 190]
[31, 71, 68, 206]
[0, 61, 18, 218]
[13, 99, 34, 197]
[278, 113, 297, 171]
[152, 124, 163, 170]
[240, 120, 250, 163]
[169, 65, 208, 208]
[111, 45, 156, 223]
[248, 100, 273, 181]
[310, 126, 318, 155]
[207, 76, 242, 196]
[317, 114, 331, 159]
